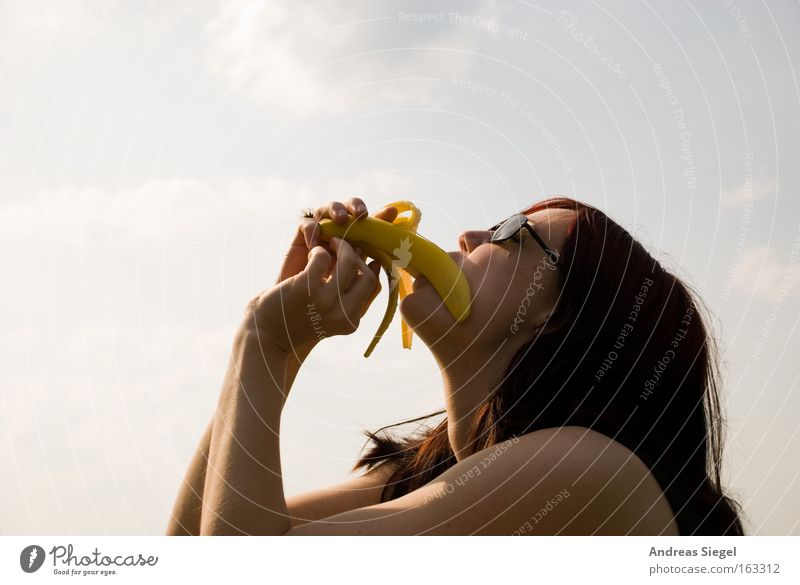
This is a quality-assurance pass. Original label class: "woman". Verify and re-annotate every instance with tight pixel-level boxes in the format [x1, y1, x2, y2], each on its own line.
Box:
[166, 196, 745, 535]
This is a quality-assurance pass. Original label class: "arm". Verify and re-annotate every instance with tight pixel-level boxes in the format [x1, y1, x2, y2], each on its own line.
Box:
[284, 427, 677, 535]
[165, 419, 212, 535]
[171, 198, 392, 535]
[198, 327, 292, 535]
[166, 436, 400, 534]
[286, 459, 401, 527]
[165, 396, 401, 534]
[198, 232, 380, 534]
[165, 342, 314, 536]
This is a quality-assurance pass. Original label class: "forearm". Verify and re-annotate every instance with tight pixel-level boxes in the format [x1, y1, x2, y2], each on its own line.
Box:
[199, 328, 293, 535]
[166, 419, 213, 535]
[167, 333, 314, 536]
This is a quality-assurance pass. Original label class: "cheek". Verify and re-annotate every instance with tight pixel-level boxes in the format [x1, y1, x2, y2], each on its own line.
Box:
[508, 262, 560, 322]
[468, 253, 557, 330]
[399, 249, 539, 337]
[461, 253, 527, 325]
[470, 248, 525, 294]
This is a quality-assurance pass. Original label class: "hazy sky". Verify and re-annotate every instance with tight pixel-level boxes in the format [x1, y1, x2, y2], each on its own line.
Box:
[1, 0, 798, 535]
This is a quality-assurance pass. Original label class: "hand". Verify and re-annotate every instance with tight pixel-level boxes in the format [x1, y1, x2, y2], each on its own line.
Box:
[244, 198, 399, 354]
[275, 197, 398, 286]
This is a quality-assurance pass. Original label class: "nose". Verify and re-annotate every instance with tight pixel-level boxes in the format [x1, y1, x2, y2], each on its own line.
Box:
[458, 229, 491, 254]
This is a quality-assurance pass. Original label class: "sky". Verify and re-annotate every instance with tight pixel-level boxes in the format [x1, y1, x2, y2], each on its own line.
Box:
[0, 0, 798, 535]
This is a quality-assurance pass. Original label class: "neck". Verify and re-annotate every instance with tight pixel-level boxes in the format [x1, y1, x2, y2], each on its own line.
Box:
[435, 338, 514, 461]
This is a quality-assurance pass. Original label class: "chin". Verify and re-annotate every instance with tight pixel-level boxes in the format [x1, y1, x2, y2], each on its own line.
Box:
[399, 288, 464, 350]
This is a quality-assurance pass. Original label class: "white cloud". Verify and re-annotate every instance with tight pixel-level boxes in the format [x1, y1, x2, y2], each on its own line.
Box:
[734, 245, 798, 301]
[0, 175, 313, 532]
[205, 0, 495, 112]
[0, 0, 106, 37]
[0, 173, 450, 530]
[722, 175, 776, 208]
[0, 176, 309, 243]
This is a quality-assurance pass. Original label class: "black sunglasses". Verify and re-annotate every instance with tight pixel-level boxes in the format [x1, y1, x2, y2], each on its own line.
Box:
[489, 213, 560, 267]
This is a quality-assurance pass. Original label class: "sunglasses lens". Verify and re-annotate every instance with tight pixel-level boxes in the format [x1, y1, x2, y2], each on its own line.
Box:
[492, 215, 525, 240]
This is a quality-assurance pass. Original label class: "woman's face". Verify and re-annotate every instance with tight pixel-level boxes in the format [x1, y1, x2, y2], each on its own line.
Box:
[400, 208, 573, 357]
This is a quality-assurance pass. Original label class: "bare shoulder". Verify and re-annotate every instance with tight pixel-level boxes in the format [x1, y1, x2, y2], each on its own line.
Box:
[286, 426, 678, 535]
[506, 425, 679, 535]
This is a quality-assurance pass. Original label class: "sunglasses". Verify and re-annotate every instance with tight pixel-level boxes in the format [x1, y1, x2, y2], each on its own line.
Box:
[489, 213, 560, 267]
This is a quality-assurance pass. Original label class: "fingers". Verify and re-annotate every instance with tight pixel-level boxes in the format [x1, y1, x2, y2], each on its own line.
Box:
[343, 259, 381, 318]
[298, 236, 382, 335]
[324, 237, 380, 319]
[301, 197, 370, 249]
[373, 205, 398, 224]
[311, 198, 368, 226]
[301, 218, 322, 251]
[301, 246, 332, 294]
[353, 245, 367, 264]
[352, 205, 397, 263]
[297, 199, 400, 278]
[345, 197, 369, 220]
[326, 236, 367, 293]
[359, 260, 383, 317]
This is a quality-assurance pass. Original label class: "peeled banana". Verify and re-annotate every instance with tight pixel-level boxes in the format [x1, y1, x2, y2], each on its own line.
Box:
[317, 201, 471, 357]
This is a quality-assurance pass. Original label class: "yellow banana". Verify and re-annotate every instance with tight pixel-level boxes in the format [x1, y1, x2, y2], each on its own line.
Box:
[317, 201, 471, 357]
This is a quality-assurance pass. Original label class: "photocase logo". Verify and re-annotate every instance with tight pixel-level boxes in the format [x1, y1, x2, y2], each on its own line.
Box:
[20, 545, 46, 573]
[389, 236, 413, 291]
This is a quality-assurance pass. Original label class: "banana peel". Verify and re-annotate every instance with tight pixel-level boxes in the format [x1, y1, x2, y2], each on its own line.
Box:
[317, 200, 471, 357]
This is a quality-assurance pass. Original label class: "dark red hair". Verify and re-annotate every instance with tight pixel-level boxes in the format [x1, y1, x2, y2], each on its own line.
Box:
[354, 197, 745, 535]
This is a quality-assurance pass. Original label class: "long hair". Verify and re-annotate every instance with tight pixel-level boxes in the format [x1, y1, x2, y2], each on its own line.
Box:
[353, 197, 745, 535]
